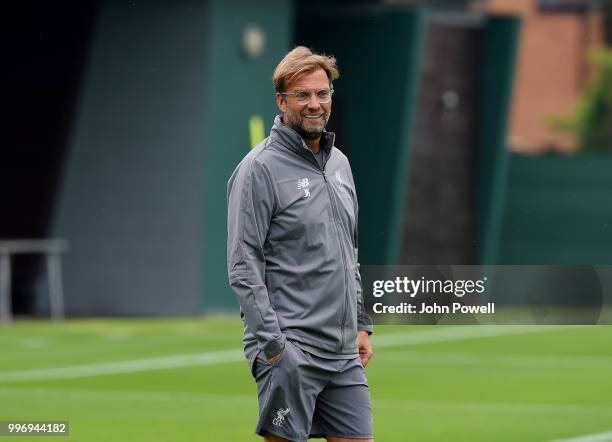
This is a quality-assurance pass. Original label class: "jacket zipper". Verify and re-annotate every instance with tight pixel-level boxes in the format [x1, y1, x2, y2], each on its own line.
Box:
[308, 152, 349, 353]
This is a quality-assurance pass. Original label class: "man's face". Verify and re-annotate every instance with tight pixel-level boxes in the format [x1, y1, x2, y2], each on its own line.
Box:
[276, 68, 332, 140]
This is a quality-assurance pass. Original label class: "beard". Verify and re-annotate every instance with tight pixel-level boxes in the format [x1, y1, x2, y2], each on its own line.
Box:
[283, 110, 330, 140]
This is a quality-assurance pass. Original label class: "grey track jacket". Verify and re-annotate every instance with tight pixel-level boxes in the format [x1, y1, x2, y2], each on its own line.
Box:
[227, 115, 373, 365]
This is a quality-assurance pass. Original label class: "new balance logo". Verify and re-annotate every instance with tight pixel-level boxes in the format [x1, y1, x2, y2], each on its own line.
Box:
[272, 408, 290, 426]
[297, 178, 310, 198]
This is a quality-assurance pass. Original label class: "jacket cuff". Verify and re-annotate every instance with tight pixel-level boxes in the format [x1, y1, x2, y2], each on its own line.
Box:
[358, 325, 373, 335]
[262, 334, 286, 359]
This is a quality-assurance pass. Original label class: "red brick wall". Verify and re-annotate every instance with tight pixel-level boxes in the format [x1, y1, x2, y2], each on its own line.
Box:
[484, 0, 603, 152]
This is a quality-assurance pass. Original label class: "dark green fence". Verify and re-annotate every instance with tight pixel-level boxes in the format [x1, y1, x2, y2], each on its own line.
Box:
[494, 154, 612, 264]
[201, 0, 293, 311]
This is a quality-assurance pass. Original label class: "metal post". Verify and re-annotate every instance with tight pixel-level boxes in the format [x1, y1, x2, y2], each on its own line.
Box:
[0, 252, 12, 323]
[47, 253, 65, 321]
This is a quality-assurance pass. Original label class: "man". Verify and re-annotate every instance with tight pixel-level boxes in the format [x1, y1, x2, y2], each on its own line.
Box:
[227, 46, 374, 442]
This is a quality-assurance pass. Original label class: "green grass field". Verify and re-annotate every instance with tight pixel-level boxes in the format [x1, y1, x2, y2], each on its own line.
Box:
[1, 318, 611, 441]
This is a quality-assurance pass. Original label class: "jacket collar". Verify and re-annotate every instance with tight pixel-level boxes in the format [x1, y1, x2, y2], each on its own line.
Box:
[270, 115, 335, 160]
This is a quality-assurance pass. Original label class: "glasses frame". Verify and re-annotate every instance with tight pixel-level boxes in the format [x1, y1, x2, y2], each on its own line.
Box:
[280, 88, 334, 104]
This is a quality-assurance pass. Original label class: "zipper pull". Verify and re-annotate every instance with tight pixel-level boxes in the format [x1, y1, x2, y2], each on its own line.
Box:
[322, 171, 328, 182]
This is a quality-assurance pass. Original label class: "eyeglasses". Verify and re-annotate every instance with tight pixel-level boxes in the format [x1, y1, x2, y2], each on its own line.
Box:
[280, 89, 334, 104]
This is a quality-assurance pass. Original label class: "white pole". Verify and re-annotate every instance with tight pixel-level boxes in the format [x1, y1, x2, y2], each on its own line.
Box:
[0, 252, 12, 323]
[47, 253, 65, 321]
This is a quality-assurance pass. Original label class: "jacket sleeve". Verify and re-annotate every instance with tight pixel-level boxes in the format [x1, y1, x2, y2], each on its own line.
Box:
[354, 200, 374, 335]
[227, 157, 285, 358]
[347, 162, 374, 335]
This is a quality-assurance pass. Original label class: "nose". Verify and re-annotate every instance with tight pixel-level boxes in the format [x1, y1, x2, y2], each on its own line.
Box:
[306, 93, 321, 109]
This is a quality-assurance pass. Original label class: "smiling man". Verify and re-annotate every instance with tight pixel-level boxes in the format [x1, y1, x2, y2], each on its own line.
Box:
[227, 46, 374, 442]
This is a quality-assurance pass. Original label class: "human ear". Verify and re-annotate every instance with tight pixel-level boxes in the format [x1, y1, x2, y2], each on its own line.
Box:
[275, 93, 286, 113]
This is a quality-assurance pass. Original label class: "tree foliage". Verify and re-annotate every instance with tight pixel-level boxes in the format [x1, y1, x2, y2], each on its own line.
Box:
[549, 48, 612, 151]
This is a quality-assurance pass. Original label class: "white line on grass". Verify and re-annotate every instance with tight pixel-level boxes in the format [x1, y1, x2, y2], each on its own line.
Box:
[373, 325, 569, 348]
[0, 349, 244, 382]
[0, 325, 565, 383]
[377, 351, 612, 369]
[551, 431, 612, 442]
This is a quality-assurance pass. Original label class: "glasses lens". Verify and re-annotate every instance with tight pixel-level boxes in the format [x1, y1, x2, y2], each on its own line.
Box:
[318, 90, 331, 102]
[289, 90, 333, 103]
[294, 91, 310, 103]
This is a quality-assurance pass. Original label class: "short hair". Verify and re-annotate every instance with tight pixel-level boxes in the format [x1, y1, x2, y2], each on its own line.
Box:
[272, 46, 339, 93]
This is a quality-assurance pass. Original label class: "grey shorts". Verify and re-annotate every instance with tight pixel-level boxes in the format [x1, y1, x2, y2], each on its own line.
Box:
[251, 340, 373, 442]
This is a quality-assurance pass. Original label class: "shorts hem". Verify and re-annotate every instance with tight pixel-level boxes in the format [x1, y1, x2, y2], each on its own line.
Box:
[309, 433, 373, 440]
[257, 427, 307, 442]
